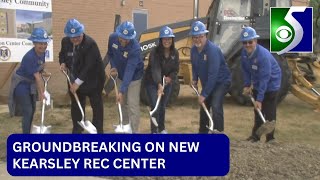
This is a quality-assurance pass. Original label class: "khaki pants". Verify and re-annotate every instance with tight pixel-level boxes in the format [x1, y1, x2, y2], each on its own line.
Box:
[117, 79, 141, 133]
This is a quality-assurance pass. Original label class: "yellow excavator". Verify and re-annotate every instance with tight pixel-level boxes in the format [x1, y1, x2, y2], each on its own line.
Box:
[138, 0, 320, 111]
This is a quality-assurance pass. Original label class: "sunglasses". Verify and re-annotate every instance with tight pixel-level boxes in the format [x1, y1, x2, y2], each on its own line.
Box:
[242, 41, 253, 45]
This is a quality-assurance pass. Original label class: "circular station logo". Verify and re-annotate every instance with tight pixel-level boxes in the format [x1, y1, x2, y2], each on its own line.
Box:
[0, 46, 11, 61]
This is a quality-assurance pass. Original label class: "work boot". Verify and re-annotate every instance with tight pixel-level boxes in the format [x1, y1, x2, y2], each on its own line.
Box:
[159, 129, 168, 134]
[246, 135, 259, 143]
[212, 129, 223, 134]
[266, 138, 278, 145]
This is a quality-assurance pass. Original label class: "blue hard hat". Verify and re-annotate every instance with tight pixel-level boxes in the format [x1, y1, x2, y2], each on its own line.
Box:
[28, 27, 50, 43]
[240, 27, 260, 41]
[116, 21, 136, 40]
[159, 26, 175, 38]
[190, 21, 209, 36]
[64, 19, 85, 37]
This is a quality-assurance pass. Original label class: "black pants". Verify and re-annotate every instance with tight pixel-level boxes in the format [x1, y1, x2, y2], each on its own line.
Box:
[251, 90, 278, 141]
[199, 83, 230, 133]
[69, 84, 104, 134]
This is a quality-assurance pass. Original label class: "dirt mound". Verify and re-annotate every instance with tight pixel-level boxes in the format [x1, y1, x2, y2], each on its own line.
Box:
[227, 140, 320, 179]
[106, 141, 320, 180]
[1, 91, 319, 179]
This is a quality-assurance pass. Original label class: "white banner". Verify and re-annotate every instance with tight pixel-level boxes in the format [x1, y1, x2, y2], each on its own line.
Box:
[0, 0, 52, 12]
[0, 0, 53, 62]
[0, 38, 53, 62]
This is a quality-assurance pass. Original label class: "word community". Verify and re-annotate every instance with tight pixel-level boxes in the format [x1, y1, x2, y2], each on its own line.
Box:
[13, 158, 166, 170]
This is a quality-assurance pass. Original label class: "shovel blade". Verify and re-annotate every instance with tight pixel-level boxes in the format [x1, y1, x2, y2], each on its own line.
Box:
[150, 117, 158, 127]
[114, 124, 132, 134]
[255, 120, 276, 137]
[78, 120, 97, 134]
[31, 125, 52, 134]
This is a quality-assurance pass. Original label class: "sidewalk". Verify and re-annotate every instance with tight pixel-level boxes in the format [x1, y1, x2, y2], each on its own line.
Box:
[0, 162, 109, 180]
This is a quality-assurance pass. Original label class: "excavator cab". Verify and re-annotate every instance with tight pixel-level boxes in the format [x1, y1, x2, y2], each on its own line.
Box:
[206, 0, 292, 105]
[207, 0, 251, 54]
[138, 0, 320, 110]
[207, 0, 291, 55]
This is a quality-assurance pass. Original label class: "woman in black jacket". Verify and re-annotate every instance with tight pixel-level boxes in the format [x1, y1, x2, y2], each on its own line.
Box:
[145, 26, 179, 134]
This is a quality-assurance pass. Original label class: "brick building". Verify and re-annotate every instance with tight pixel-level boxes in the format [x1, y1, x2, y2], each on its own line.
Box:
[0, 0, 212, 103]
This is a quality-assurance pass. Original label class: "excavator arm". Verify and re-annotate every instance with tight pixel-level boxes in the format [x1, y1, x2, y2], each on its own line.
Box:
[286, 56, 320, 111]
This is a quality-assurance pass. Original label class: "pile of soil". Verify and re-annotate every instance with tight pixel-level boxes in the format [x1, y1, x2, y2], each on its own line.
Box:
[227, 140, 320, 179]
[107, 140, 320, 179]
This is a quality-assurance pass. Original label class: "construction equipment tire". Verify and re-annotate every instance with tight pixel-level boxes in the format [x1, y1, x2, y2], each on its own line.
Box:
[228, 55, 291, 105]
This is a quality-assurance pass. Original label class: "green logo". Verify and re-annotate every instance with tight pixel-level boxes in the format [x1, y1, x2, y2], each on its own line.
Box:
[270, 7, 313, 54]
[270, 8, 294, 52]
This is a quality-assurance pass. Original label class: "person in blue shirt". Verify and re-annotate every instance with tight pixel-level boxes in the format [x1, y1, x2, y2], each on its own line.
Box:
[8, 27, 50, 133]
[59, 19, 106, 134]
[190, 21, 231, 133]
[240, 27, 281, 143]
[105, 21, 144, 133]
[144, 26, 179, 134]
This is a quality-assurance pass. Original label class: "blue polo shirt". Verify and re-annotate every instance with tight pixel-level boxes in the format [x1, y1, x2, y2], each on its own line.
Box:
[191, 40, 231, 98]
[107, 33, 144, 93]
[241, 44, 281, 102]
[15, 48, 45, 96]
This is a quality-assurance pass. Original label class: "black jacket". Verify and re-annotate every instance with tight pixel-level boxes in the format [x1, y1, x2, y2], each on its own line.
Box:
[145, 48, 179, 85]
[59, 34, 105, 93]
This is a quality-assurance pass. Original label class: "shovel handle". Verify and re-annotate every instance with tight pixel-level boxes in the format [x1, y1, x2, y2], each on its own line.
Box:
[150, 94, 162, 115]
[62, 70, 97, 134]
[61, 70, 85, 119]
[110, 72, 124, 127]
[190, 84, 214, 132]
[249, 95, 266, 123]
[149, 76, 166, 127]
[110, 72, 119, 96]
[149, 77, 166, 116]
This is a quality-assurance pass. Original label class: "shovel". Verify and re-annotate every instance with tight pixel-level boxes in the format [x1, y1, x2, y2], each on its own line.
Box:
[148, 76, 166, 129]
[191, 84, 214, 132]
[110, 72, 132, 134]
[62, 70, 97, 134]
[249, 95, 275, 137]
[32, 73, 52, 134]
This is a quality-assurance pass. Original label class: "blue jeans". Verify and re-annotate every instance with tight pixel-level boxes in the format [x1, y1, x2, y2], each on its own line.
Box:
[199, 83, 230, 133]
[15, 94, 36, 134]
[146, 81, 172, 133]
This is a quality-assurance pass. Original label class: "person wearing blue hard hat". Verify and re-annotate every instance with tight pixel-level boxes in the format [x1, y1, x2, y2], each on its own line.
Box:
[8, 27, 51, 133]
[59, 18, 106, 134]
[190, 21, 231, 134]
[144, 26, 179, 134]
[104, 21, 144, 133]
[240, 26, 281, 143]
